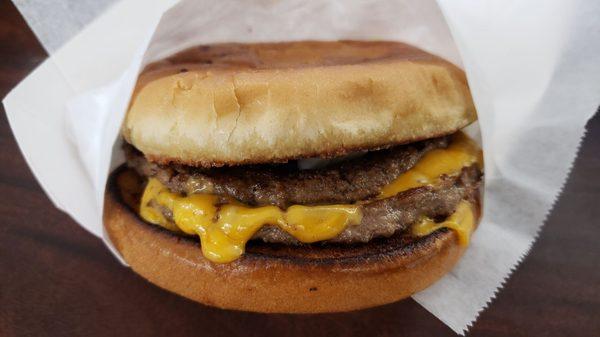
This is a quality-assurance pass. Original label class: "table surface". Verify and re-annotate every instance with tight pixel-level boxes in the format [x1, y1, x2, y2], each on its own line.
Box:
[1, 2, 599, 337]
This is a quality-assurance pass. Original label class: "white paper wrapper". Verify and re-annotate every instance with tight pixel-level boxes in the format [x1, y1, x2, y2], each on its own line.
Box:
[13, 0, 117, 53]
[4, 0, 600, 334]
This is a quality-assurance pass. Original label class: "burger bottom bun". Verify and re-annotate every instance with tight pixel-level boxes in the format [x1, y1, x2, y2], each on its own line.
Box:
[103, 168, 480, 313]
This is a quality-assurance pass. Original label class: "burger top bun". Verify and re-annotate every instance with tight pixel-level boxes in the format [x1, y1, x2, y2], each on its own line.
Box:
[123, 41, 476, 167]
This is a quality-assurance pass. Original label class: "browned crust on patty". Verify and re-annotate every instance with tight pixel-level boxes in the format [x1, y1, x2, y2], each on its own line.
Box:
[125, 136, 450, 207]
[104, 167, 481, 313]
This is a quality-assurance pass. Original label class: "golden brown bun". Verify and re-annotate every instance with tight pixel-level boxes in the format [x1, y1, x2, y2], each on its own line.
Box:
[123, 41, 476, 167]
[104, 168, 481, 313]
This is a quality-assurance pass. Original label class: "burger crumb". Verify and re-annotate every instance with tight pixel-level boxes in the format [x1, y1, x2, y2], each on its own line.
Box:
[309, 287, 318, 291]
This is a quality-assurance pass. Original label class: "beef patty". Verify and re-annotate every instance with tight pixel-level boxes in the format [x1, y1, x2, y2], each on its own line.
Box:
[125, 136, 449, 208]
[255, 165, 481, 244]
[127, 166, 480, 244]
[124, 136, 482, 244]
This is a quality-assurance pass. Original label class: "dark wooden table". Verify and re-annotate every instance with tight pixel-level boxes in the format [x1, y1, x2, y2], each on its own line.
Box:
[1, 2, 598, 336]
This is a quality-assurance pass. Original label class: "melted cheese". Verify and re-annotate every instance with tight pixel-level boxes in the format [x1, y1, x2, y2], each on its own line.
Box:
[282, 205, 362, 243]
[411, 200, 475, 246]
[140, 180, 362, 263]
[379, 132, 482, 198]
[139, 178, 180, 233]
[139, 132, 481, 263]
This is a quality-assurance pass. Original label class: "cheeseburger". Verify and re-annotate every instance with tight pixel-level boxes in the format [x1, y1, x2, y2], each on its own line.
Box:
[104, 41, 483, 313]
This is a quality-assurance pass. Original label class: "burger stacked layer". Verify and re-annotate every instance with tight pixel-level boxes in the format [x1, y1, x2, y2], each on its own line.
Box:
[124, 132, 481, 263]
[104, 40, 483, 312]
